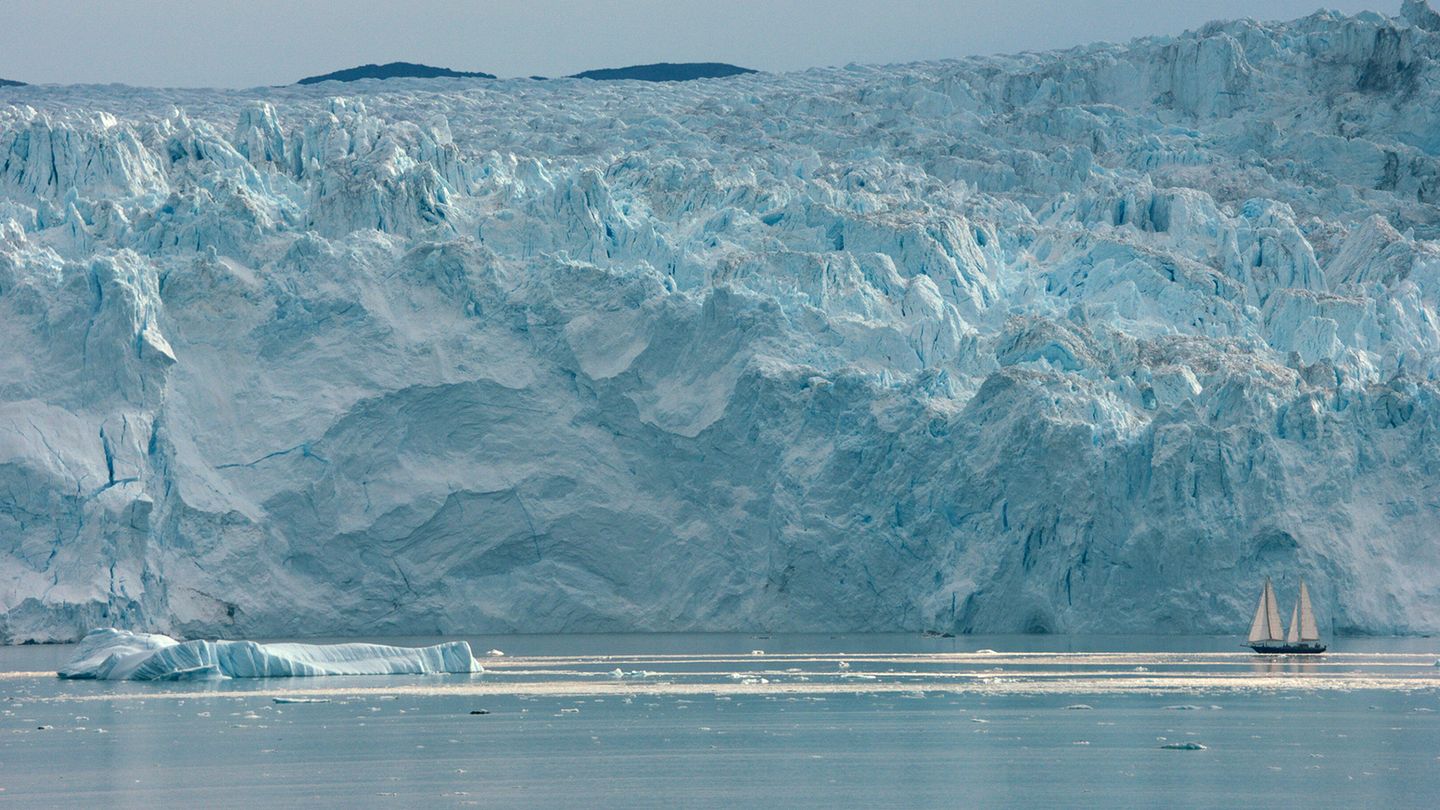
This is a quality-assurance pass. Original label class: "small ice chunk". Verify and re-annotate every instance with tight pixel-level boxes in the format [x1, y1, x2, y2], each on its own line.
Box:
[1160, 742, 1207, 750]
[1065, 704, 1093, 710]
[486, 649, 506, 657]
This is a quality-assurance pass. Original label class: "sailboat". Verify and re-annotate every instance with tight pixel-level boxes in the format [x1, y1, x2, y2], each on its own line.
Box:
[1247, 577, 1326, 654]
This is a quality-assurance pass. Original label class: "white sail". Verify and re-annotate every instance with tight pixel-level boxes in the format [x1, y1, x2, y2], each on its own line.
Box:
[1286, 602, 1299, 643]
[1298, 579, 1320, 641]
[1249, 578, 1286, 643]
[1248, 586, 1269, 643]
[1263, 578, 1284, 641]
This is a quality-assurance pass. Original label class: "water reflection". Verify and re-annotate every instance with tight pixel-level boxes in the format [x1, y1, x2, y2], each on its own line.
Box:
[1248, 657, 1320, 676]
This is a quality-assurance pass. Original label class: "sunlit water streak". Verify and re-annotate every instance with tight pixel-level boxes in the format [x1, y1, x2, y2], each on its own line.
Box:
[13, 651, 1440, 700]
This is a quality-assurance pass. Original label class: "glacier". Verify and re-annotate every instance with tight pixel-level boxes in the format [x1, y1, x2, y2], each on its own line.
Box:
[3, 4, 1440, 643]
[56, 628, 479, 679]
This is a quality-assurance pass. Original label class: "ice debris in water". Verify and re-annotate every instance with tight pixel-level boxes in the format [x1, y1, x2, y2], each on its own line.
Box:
[57, 629, 481, 680]
[1160, 742, 1208, 751]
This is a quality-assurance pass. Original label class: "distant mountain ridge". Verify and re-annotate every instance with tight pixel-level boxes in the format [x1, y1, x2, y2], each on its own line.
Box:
[569, 62, 756, 82]
[0, 77, 25, 87]
[296, 62, 495, 85]
[293, 61, 756, 85]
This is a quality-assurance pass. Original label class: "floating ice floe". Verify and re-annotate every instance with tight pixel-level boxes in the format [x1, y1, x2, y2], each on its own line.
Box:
[57, 629, 481, 680]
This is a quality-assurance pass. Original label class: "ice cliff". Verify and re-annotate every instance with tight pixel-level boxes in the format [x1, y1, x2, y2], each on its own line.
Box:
[3, 5, 1440, 642]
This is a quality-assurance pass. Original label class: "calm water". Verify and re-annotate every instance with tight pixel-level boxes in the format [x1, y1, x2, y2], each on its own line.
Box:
[2, 634, 1439, 808]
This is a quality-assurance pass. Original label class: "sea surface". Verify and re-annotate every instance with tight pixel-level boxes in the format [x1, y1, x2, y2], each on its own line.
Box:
[2, 634, 1439, 808]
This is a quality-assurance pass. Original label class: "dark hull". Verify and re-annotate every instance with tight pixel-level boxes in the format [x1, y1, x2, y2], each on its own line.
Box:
[1249, 643, 1326, 655]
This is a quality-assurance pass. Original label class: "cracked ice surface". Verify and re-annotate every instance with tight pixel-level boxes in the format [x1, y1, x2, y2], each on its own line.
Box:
[3, 5, 1440, 641]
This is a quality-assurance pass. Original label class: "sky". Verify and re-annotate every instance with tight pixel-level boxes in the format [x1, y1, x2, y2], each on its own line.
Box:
[0, 0, 1396, 88]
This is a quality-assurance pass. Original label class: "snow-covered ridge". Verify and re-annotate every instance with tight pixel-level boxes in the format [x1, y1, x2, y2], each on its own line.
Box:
[2, 4, 1440, 642]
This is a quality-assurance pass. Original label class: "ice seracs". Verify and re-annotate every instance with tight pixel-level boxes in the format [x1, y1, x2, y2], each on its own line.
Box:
[3, 4, 1440, 642]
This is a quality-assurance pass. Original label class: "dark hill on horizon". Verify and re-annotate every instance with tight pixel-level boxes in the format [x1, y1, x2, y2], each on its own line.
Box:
[0, 77, 25, 87]
[297, 62, 495, 85]
[569, 62, 757, 82]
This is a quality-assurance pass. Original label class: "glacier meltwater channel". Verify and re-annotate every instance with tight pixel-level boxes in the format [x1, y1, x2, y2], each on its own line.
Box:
[3, 4, 1440, 641]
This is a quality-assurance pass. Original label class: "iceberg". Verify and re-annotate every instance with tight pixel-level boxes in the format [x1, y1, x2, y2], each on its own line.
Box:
[3, 4, 1440, 642]
[57, 629, 480, 680]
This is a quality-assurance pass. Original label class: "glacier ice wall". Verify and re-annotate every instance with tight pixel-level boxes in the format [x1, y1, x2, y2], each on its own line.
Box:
[3, 5, 1440, 642]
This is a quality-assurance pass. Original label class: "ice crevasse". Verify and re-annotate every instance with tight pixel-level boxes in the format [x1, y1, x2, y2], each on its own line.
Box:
[4, 4, 1440, 641]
